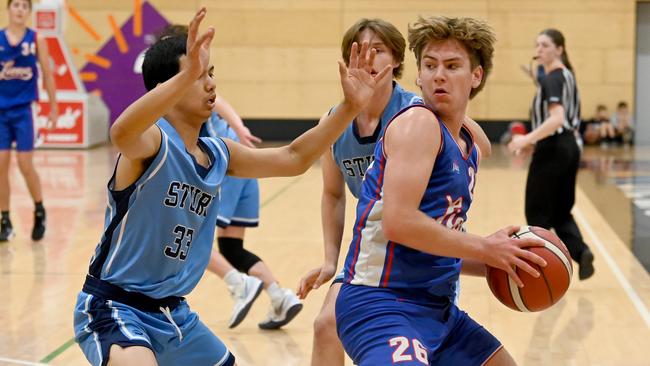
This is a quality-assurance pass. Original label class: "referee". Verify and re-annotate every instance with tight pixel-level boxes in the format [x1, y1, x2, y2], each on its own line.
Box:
[508, 28, 595, 280]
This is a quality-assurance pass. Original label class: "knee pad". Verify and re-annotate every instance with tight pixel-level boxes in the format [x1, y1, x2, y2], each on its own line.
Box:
[218, 237, 261, 273]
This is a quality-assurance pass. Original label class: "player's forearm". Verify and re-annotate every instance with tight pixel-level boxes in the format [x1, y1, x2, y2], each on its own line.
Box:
[284, 102, 359, 174]
[111, 70, 195, 145]
[383, 208, 486, 262]
[461, 259, 487, 277]
[43, 72, 57, 106]
[321, 192, 346, 267]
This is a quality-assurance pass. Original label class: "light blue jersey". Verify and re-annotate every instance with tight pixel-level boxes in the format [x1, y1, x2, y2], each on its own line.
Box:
[202, 111, 238, 141]
[87, 118, 230, 298]
[332, 82, 421, 198]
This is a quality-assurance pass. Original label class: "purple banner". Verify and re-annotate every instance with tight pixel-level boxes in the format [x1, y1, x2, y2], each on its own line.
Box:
[81, 1, 169, 124]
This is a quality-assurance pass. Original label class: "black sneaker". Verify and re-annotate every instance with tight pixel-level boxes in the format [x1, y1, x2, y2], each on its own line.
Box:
[0, 218, 14, 242]
[578, 248, 595, 280]
[31, 209, 46, 241]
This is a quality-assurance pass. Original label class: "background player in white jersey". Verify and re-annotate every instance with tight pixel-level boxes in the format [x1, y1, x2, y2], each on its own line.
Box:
[297, 18, 492, 366]
[0, 0, 58, 242]
[336, 16, 547, 365]
[72, 8, 391, 366]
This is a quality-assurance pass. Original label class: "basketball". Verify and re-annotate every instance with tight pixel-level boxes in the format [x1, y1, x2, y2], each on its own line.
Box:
[486, 226, 573, 312]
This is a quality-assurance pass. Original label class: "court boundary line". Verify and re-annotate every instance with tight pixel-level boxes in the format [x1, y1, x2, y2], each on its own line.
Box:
[0, 356, 49, 366]
[36, 176, 303, 363]
[574, 207, 650, 329]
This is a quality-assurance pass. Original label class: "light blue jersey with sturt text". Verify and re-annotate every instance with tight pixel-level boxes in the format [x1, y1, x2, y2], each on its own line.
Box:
[87, 119, 230, 299]
[331, 82, 421, 198]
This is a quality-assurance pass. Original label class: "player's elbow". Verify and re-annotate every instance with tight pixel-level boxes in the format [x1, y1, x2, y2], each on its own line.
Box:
[109, 122, 139, 153]
[109, 123, 127, 147]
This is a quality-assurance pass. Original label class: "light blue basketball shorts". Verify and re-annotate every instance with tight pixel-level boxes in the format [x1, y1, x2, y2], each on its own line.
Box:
[217, 175, 260, 228]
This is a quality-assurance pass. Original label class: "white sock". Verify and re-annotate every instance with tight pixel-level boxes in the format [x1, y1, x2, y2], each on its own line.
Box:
[224, 269, 244, 288]
[266, 282, 284, 306]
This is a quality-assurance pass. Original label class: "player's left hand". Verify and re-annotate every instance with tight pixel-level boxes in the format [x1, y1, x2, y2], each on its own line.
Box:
[184, 7, 215, 81]
[338, 41, 392, 111]
[297, 263, 337, 299]
[47, 104, 59, 129]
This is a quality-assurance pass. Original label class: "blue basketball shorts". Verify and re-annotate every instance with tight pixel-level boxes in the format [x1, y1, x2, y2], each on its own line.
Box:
[217, 175, 259, 228]
[0, 103, 35, 151]
[73, 291, 235, 366]
[336, 284, 502, 366]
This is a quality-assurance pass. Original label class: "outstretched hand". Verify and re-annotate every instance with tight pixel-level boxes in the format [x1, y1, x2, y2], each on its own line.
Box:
[184, 7, 215, 80]
[338, 41, 392, 111]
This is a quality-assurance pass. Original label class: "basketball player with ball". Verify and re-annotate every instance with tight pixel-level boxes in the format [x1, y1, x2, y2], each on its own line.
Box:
[335, 16, 556, 365]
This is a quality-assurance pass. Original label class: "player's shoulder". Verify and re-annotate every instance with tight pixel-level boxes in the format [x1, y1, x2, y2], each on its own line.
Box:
[388, 105, 440, 142]
[394, 105, 436, 125]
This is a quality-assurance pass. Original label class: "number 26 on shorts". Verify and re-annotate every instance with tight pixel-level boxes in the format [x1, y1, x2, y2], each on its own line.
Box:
[388, 336, 428, 364]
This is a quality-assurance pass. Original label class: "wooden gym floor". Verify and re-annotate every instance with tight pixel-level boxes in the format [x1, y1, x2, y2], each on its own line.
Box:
[0, 144, 648, 366]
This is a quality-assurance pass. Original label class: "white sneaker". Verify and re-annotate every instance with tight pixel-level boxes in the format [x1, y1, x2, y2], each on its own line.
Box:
[258, 289, 303, 330]
[228, 274, 263, 328]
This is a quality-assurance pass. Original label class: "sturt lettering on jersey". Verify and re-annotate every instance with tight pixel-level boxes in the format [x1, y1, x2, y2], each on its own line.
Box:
[342, 155, 374, 177]
[163, 181, 214, 217]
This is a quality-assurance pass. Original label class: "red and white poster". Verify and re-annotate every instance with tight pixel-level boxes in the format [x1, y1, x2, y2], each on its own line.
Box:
[41, 37, 82, 92]
[35, 100, 85, 146]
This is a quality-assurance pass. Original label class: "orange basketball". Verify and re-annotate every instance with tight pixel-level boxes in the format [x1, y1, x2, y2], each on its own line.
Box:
[486, 226, 573, 312]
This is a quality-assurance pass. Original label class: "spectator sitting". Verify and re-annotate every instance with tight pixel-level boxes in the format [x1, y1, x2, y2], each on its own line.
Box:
[580, 104, 607, 146]
[611, 101, 634, 145]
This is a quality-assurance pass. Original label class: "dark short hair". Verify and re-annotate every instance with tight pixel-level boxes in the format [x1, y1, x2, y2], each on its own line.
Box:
[617, 101, 628, 109]
[7, 0, 31, 9]
[142, 36, 186, 91]
[156, 24, 189, 41]
[596, 104, 607, 112]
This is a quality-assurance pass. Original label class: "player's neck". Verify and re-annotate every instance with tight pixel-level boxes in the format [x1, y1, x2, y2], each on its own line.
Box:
[437, 110, 466, 137]
[164, 112, 203, 149]
[7, 23, 27, 35]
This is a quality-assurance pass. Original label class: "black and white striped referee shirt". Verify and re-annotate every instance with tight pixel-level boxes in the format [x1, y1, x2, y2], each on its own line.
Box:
[531, 68, 581, 134]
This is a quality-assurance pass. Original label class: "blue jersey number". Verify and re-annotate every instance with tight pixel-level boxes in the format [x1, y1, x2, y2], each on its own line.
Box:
[164, 225, 194, 261]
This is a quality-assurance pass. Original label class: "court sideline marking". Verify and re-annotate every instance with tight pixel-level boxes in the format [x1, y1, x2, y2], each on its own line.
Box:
[575, 207, 650, 329]
[31, 176, 304, 364]
[0, 356, 49, 365]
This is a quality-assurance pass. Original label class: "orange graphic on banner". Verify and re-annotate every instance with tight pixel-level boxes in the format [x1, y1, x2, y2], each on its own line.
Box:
[133, 0, 142, 36]
[84, 54, 111, 69]
[108, 15, 129, 54]
[80, 72, 97, 82]
[67, 5, 101, 41]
